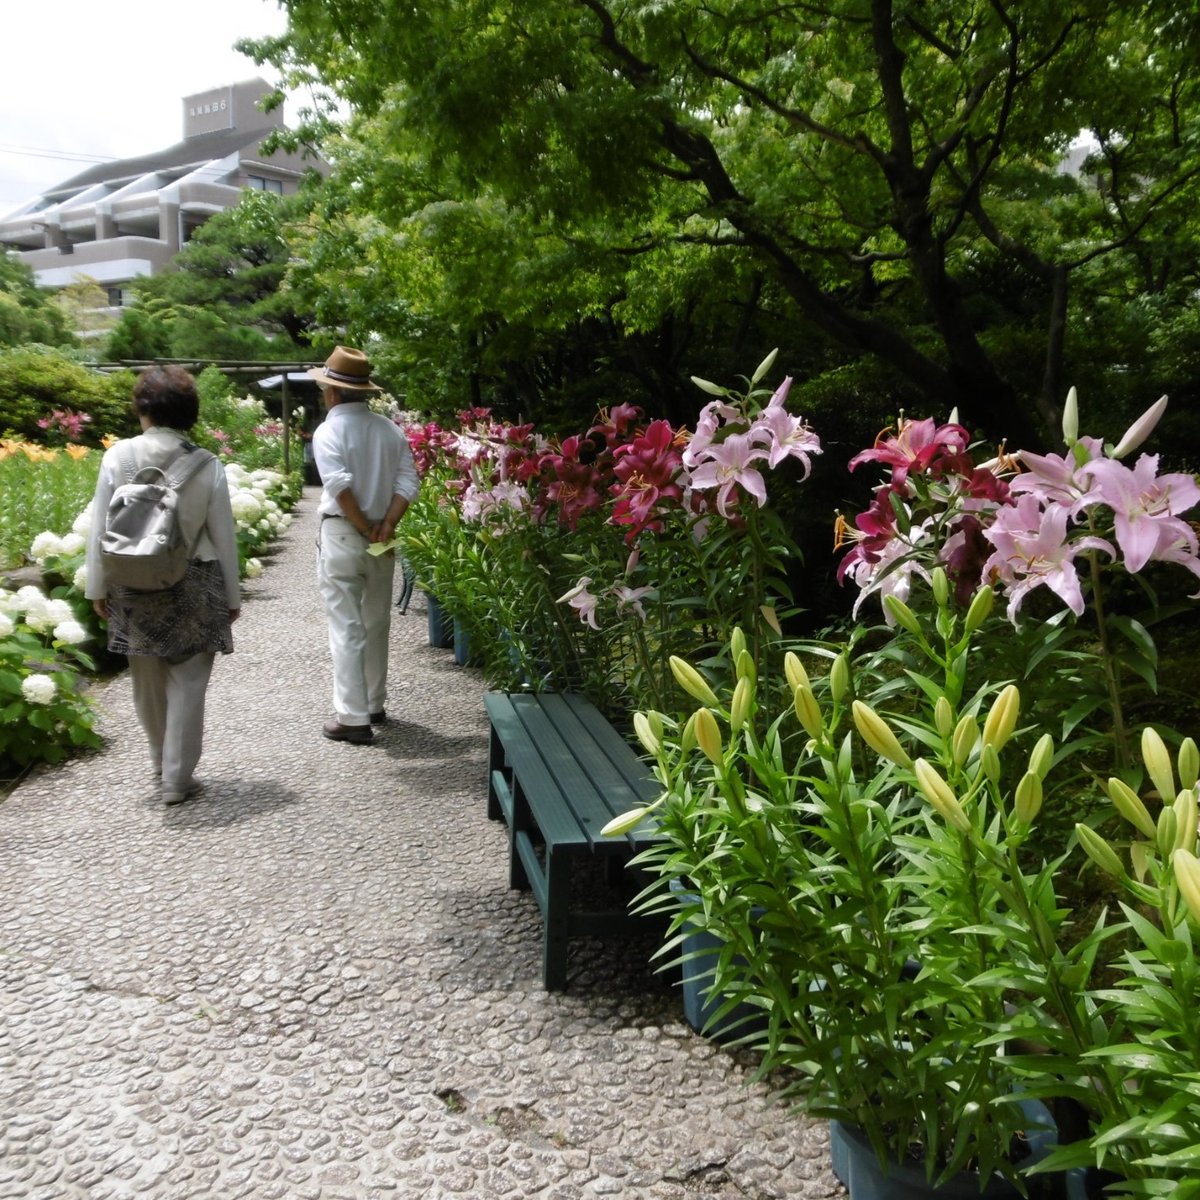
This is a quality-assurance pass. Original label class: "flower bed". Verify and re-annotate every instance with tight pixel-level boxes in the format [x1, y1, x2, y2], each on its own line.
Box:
[1, 459, 300, 785]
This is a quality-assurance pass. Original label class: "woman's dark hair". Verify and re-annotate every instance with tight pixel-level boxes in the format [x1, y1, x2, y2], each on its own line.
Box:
[132, 365, 200, 430]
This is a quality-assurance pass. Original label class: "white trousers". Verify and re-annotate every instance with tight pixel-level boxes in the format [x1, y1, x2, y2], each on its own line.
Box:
[317, 518, 395, 725]
[128, 652, 215, 793]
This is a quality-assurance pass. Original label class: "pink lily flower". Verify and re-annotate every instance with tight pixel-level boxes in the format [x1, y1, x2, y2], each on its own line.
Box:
[558, 577, 601, 630]
[1088, 454, 1200, 574]
[614, 585, 654, 620]
[686, 430, 769, 517]
[982, 495, 1113, 621]
[1013, 438, 1105, 512]
[681, 399, 741, 469]
[750, 377, 823, 473]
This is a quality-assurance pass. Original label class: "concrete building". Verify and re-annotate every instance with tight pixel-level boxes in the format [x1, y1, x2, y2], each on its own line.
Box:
[0, 79, 322, 308]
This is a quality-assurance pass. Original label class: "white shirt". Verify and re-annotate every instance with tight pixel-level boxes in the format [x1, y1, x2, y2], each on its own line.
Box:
[312, 403, 420, 520]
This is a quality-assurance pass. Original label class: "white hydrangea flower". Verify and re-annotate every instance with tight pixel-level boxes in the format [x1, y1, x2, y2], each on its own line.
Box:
[73, 565, 88, 592]
[225, 463, 249, 484]
[229, 492, 263, 523]
[0, 612, 14, 638]
[59, 532, 86, 557]
[245, 558, 264, 579]
[15, 585, 45, 612]
[29, 531, 65, 562]
[72, 504, 93, 537]
[54, 620, 88, 646]
[0, 589, 19, 616]
[22, 597, 53, 632]
[45, 599, 75, 625]
[21, 673, 57, 705]
[250, 488, 268, 503]
[257, 519, 271, 533]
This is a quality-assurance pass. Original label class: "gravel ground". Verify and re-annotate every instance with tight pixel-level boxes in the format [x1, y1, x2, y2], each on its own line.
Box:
[0, 488, 842, 1200]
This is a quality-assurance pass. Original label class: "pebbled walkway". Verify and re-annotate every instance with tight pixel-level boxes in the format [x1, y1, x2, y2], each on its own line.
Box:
[0, 489, 841, 1200]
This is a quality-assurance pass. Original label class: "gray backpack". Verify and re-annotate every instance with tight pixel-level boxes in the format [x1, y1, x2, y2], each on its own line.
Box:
[99, 440, 216, 592]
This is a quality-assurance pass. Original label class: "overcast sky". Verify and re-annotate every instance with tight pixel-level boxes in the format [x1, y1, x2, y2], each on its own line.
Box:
[0, 0, 296, 216]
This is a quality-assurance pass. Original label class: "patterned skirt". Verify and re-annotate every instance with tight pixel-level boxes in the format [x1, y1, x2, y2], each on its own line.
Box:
[106, 559, 235, 659]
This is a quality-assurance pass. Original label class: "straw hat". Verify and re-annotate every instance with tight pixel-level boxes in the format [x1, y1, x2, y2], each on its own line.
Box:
[308, 346, 381, 391]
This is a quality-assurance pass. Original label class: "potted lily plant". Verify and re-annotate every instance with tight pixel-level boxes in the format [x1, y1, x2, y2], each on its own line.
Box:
[602, 390, 1200, 1196]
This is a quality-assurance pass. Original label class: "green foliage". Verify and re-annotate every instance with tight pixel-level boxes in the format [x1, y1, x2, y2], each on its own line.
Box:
[0, 346, 137, 445]
[0, 254, 75, 349]
[250, 0, 1200, 456]
[0, 591, 102, 781]
[102, 190, 317, 364]
[0, 445, 99, 571]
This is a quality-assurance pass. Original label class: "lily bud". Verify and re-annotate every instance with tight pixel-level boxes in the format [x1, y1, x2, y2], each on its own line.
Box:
[690, 375, 727, 397]
[633, 711, 661, 756]
[1174, 848, 1200, 925]
[1157, 807, 1179, 859]
[694, 707, 723, 765]
[1180, 738, 1199, 791]
[1076, 824, 1125, 878]
[981, 743, 1002, 783]
[1110, 394, 1168, 460]
[1174, 787, 1198, 853]
[729, 626, 747, 664]
[1142, 726, 1176, 802]
[964, 586, 995, 633]
[952, 714, 979, 767]
[852, 701, 913, 768]
[680, 711, 698, 755]
[982, 685, 1020, 753]
[669, 656, 720, 708]
[784, 651, 810, 693]
[1029, 733, 1055, 781]
[1131, 841, 1151, 883]
[1015, 771, 1043, 824]
[1061, 385, 1078, 447]
[931, 567, 949, 607]
[829, 654, 850, 703]
[602, 806, 652, 837]
[736, 649, 756, 685]
[883, 595, 922, 635]
[751, 347, 779, 384]
[793, 684, 824, 741]
[934, 697, 954, 740]
[730, 677, 752, 734]
[1107, 777, 1157, 840]
[914, 759, 971, 832]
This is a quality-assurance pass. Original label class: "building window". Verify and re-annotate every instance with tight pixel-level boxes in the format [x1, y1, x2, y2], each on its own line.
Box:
[106, 287, 128, 308]
[247, 175, 284, 194]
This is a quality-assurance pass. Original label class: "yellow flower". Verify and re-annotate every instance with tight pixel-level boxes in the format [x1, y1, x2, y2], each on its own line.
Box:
[65, 444, 91, 460]
[101, 434, 121, 449]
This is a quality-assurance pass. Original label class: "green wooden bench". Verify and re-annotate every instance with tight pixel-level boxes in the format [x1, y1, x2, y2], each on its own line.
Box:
[484, 691, 662, 991]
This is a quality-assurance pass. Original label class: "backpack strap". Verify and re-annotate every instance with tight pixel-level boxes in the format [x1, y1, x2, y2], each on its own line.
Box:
[161, 441, 217, 490]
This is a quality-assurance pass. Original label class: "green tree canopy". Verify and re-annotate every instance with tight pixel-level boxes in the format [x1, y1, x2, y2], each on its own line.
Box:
[103, 189, 319, 363]
[0, 254, 75, 350]
[247, 0, 1200, 451]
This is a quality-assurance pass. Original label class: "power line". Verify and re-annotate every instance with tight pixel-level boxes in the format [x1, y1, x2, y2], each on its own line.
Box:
[0, 143, 117, 166]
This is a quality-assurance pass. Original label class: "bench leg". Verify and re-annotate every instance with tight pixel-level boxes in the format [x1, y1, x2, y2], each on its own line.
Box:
[542, 847, 570, 991]
[487, 725, 505, 821]
[509, 779, 532, 891]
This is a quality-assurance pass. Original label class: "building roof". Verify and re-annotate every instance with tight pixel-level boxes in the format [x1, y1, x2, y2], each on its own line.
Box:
[43, 126, 285, 199]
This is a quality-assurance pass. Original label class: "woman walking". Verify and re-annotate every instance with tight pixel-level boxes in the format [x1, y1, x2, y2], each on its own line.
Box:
[84, 366, 240, 804]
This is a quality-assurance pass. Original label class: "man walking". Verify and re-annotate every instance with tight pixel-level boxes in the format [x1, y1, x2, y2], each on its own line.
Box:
[310, 346, 420, 743]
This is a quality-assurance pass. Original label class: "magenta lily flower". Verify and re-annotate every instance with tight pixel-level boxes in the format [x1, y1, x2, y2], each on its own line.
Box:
[848, 417, 972, 487]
